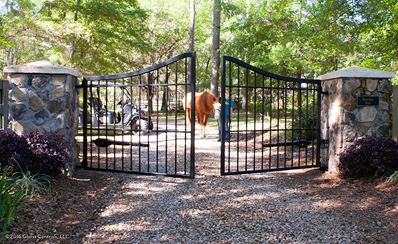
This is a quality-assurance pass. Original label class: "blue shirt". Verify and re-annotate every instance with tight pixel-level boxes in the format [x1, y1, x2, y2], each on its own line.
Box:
[225, 99, 234, 116]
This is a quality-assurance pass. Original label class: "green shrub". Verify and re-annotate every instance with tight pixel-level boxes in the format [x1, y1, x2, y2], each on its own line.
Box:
[0, 167, 26, 239]
[13, 171, 54, 198]
[11, 158, 55, 198]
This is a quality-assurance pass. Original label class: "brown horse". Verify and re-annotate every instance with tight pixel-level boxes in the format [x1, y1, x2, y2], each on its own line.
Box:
[183, 91, 221, 138]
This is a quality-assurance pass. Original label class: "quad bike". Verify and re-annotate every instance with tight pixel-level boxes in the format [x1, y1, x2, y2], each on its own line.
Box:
[118, 102, 153, 135]
[85, 82, 153, 134]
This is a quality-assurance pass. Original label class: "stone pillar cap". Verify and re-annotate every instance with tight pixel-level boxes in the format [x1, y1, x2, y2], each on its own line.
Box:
[318, 66, 395, 80]
[3, 60, 82, 78]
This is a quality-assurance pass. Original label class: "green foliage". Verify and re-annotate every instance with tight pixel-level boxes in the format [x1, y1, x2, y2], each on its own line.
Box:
[223, 0, 311, 77]
[0, 167, 26, 237]
[12, 166, 55, 198]
[223, 0, 397, 78]
[1, 0, 149, 74]
[0, 17, 12, 48]
[291, 100, 317, 140]
[386, 171, 398, 184]
[1, 0, 397, 88]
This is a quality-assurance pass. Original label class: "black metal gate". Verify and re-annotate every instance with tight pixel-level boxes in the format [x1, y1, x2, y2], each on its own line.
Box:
[81, 52, 196, 178]
[220, 56, 322, 175]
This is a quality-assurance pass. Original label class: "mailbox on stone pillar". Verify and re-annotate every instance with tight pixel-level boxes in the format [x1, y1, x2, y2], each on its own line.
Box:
[319, 66, 395, 172]
[3, 60, 82, 176]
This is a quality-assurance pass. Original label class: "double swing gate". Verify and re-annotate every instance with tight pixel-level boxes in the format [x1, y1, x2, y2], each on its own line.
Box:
[220, 56, 322, 175]
[80, 53, 323, 179]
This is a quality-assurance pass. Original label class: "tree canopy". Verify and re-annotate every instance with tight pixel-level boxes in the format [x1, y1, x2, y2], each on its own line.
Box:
[0, 0, 397, 84]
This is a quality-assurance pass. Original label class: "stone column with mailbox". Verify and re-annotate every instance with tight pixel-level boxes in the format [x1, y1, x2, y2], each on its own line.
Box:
[319, 66, 395, 172]
[3, 61, 82, 176]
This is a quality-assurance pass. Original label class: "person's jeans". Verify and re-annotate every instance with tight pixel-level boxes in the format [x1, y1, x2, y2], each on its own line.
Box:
[218, 114, 230, 139]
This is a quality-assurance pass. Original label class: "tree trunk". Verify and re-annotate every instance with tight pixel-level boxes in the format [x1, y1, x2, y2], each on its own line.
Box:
[211, 0, 221, 97]
[189, 0, 195, 52]
[161, 88, 168, 111]
[187, 0, 195, 93]
[241, 89, 247, 112]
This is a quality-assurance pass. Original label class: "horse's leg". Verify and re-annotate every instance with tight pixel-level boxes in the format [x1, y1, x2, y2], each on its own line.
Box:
[202, 114, 210, 138]
[197, 112, 202, 125]
[203, 114, 210, 126]
[198, 112, 205, 138]
[186, 108, 191, 127]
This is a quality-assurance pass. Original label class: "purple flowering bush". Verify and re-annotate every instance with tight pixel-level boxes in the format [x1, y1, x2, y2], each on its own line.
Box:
[0, 130, 70, 176]
[339, 136, 398, 179]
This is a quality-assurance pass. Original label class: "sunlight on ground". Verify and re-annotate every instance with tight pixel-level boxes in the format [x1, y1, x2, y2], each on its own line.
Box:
[101, 204, 131, 217]
[312, 199, 343, 209]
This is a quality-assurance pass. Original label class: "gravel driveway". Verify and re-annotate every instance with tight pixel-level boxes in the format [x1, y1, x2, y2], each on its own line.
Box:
[76, 170, 396, 244]
[6, 127, 398, 244]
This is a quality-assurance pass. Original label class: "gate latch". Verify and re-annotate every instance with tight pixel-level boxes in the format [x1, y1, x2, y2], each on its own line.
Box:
[93, 138, 149, 148]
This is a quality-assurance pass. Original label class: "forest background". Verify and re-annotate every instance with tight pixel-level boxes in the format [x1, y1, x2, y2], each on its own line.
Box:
[0, 0, 397, 94]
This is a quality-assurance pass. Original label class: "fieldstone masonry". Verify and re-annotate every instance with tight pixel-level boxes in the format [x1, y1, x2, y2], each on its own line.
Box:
[319, 66, 395, 172]
[3, 61, 82, 176]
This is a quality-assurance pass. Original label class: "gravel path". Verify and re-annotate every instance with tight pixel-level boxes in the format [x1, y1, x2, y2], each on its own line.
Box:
[78, 127, 397, 244]
[6, 126, 397, 244]
[76, 170, 396, 244]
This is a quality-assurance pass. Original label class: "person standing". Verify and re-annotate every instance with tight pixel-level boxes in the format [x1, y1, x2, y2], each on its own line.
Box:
[218, 92, 234, 141]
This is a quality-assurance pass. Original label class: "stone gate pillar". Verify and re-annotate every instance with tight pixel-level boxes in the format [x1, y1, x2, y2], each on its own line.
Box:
[3, 61, 82, 176]
[319, 66, 395, 172]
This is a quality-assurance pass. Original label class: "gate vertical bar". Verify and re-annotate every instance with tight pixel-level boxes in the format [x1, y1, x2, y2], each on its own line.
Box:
[184, 59, 188, 175]
[174, 62, 178, 175]
[269, 78, 273, 169]
[312, 85, 320, 165]
[316, 82, 322, 166]
[305, 83, 309, 166]
[245, 68, 249, 171]
[155, 72, 160, 172]
[220, 56, 226, 175]
[190, 53, 196, 178]
[105, 79, 109, 170]
[277, 79, 280, 168]
[82, 78, 88, 168]
[284, 81, 288, 167]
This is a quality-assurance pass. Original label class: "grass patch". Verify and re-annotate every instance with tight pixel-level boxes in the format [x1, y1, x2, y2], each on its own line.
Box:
[387, 171, 398, 184]
[0, 167, 26, 237]
[13, 171, 54, 198]
[230, 112, 293, 131]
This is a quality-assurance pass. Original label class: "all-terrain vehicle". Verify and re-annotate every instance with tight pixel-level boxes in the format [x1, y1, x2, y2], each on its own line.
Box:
[83, 82, 153, 134]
